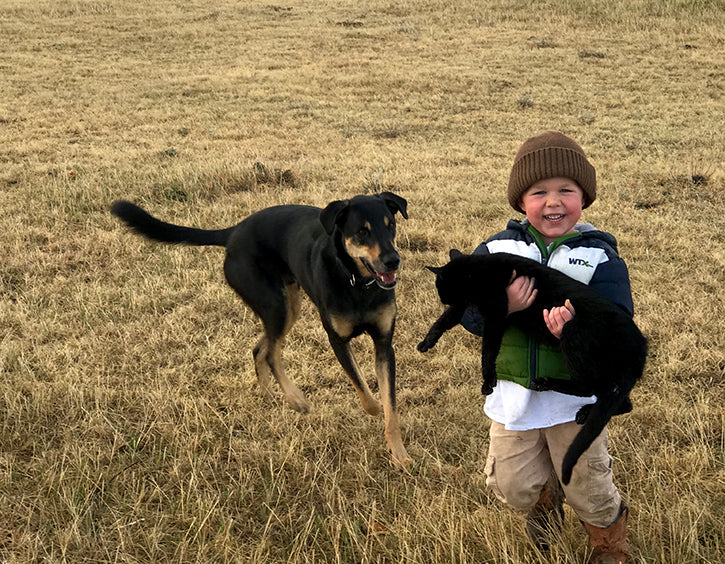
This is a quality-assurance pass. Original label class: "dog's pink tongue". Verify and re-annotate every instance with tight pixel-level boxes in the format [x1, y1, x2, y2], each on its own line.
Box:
[380, 271, 396, 285]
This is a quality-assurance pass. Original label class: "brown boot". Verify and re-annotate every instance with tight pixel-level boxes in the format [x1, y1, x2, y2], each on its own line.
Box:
[526, 472, 565, 551]
[583, 502, 630, 564]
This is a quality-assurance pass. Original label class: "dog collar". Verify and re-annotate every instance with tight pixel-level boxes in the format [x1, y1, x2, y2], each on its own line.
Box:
[349, 273, 378, 288]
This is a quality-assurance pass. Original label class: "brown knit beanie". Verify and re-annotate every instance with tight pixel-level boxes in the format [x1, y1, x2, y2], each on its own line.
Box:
[507, 130, 596, 213]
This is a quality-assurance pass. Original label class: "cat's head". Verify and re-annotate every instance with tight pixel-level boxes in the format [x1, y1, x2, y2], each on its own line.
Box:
[425, 249, 467, 305]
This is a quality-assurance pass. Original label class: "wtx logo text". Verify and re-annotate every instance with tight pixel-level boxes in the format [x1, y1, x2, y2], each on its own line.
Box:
[569, 258, 594, 268]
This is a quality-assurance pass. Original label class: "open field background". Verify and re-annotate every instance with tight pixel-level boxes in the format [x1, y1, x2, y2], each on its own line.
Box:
[1, 0, 724, 562]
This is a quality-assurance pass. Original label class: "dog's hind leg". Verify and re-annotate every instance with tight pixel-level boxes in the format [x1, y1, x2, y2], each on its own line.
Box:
[228, 257, 310, 412]
[258, 282, 310, 413]
[252, 337, 275, 399]
[251, 292, 294, 401]
[264, 334, 310, 413]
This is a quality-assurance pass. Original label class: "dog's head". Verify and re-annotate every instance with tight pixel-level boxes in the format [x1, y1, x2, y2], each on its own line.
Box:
[320, 192, 408, 290]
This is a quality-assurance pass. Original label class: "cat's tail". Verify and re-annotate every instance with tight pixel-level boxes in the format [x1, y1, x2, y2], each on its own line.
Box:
[111, 200, 233, 247]
[561, 391, 626, 485]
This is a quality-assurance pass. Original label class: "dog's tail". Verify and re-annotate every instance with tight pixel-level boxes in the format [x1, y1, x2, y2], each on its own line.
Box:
[561, 391, 626, 485]
[111, 200, 233, 247]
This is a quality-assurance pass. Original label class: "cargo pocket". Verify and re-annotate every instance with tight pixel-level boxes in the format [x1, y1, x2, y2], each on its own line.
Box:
[484, 455, 506, 503]
[587, 455, 617, 510]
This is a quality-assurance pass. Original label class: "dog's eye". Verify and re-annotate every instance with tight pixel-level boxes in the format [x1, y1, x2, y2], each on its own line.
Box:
[354, 228, 369, 242]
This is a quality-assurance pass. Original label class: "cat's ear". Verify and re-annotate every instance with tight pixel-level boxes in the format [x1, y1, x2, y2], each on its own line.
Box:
[425, 265, 444, 276]
[449, 248, 464, 260]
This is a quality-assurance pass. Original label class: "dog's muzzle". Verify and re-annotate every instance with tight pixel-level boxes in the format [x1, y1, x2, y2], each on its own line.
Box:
[362, 257, 399, 290]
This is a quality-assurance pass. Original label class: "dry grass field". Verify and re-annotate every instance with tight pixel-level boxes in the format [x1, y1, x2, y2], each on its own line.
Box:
[1, 0, 724, 562]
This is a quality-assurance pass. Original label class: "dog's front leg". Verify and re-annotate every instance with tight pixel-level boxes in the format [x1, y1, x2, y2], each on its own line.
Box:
[327, 333, 383, 417]
[372, 331, 411, 468]
[417, 304, 466, 352]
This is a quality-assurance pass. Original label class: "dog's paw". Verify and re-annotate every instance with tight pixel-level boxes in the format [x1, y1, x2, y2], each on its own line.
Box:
[285, 390, 311, 414]
[361, 397, 383, 416]
[575, 404, 592, 424]
[417, 339, 433, 352]
[387, 439, 412, 470]
[481, 383, 494, 395]
[392, 453, 413, 470]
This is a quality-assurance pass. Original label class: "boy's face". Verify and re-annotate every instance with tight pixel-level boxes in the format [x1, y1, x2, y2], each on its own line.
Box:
[519, 177, 585, 245]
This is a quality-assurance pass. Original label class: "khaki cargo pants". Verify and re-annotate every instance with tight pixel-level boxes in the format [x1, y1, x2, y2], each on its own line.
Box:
[484, 420, 622, 527]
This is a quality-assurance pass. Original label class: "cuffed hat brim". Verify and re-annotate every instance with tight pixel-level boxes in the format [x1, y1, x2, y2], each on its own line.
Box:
[508, 131, 596, 213]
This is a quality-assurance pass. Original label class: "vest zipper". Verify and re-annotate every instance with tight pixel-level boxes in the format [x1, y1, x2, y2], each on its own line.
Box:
[527, 225, 552, 386]
[524, 225, 580, 387]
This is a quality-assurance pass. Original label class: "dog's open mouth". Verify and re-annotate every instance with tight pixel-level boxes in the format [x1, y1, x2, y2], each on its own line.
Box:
[362, 259, 398, 289]
[374, 269, 397, 289]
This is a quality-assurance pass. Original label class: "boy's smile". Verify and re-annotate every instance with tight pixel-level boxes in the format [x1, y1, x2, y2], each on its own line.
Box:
[519, 177, 585, 245]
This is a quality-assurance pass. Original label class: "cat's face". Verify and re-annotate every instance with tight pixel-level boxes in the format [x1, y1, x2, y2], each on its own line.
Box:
[426, 250, 471, 305]
[427, 263, 461, 306]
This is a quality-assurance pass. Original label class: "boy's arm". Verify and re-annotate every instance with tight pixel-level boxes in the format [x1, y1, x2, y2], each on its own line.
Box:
[543, 254, 634, 337]
[588, 256, 634, 316]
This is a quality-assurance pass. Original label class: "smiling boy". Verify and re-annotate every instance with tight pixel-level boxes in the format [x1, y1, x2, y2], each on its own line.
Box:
[462, 131, 633, 562]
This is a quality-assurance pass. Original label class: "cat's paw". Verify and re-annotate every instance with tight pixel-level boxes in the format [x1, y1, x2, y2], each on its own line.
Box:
[481, 376, 497, 396]
[481, 371, 497, 395]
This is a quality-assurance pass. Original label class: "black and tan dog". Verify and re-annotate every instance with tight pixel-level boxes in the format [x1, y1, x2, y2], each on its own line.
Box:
[111, 192, 411, 466]
[418, 250, 647, 484]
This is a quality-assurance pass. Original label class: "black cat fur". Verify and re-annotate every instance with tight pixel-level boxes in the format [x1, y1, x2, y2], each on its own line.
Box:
[417, 250, 647, 485]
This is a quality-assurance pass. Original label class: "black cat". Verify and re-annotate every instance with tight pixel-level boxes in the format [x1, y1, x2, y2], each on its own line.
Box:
[418, 250, 647, 484]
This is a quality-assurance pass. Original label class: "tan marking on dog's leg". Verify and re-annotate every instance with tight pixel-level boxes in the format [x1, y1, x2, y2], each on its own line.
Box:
[345, 345, 383, 415]
[283, 283, 302, 334]
[327, 316, 383, 415]
[328, 315, 355, 341]
[267, 283, 309, 413]
[371, 301, 397, 334]
[253, 337, 275, 398]
[267, 338, 309, 413]
[376, 356, 411, 468]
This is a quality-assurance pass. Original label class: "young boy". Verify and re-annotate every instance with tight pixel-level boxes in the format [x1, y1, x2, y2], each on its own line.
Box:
[462, 131, 632, 563]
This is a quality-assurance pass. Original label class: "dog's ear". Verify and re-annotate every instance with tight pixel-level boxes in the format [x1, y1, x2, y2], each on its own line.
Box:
[378, 192, 408, 220]
[449, 249, 464, 260]
[319, 199, 349, 234]
[425, 265, 444, 276]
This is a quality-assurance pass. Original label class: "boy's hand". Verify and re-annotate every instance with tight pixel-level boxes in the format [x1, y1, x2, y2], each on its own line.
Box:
[506, 271, 537, 315]
[543, 299, 576, 338]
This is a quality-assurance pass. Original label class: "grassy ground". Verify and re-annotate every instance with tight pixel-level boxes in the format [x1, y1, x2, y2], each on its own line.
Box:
[1, 0, 724, 562]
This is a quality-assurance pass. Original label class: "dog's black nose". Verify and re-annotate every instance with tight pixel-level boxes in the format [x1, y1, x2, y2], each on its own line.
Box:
[383, 254, 400, 271]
